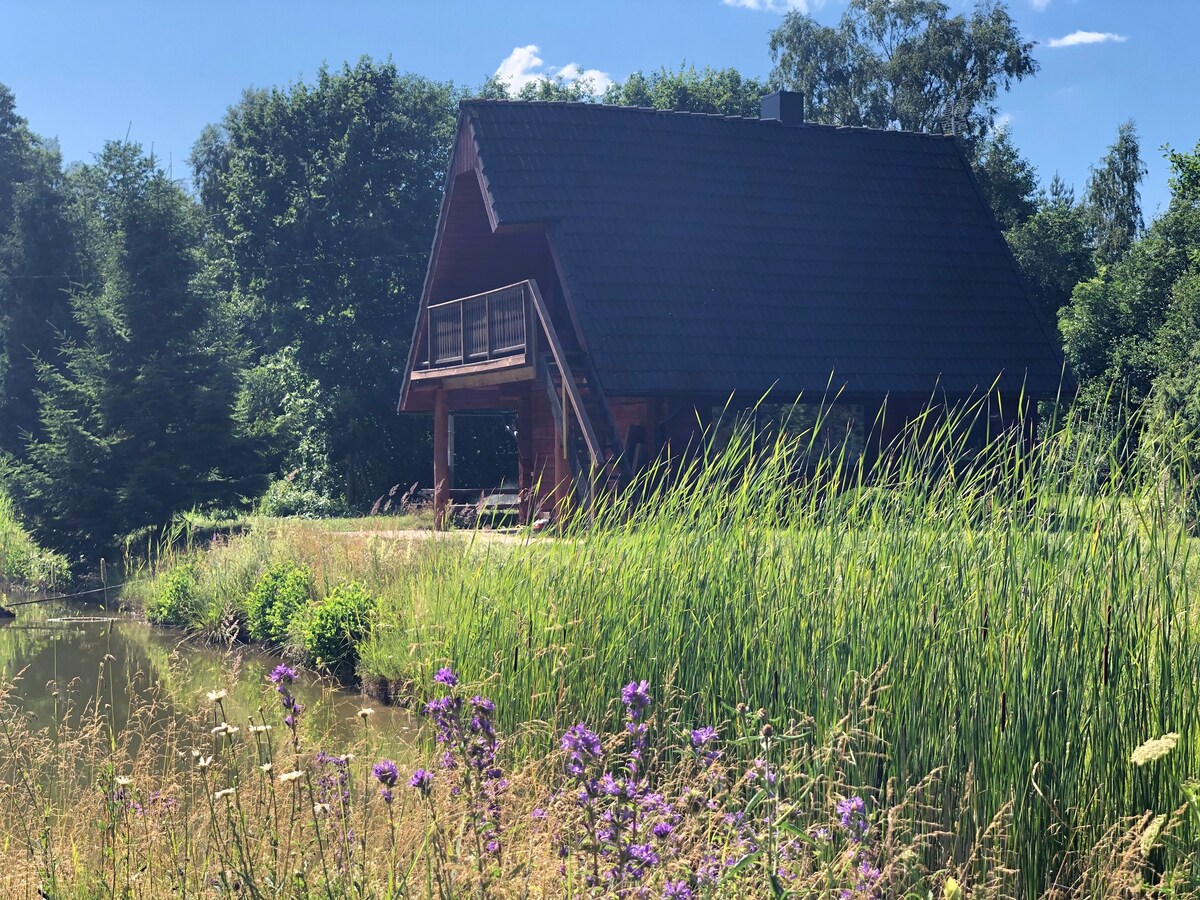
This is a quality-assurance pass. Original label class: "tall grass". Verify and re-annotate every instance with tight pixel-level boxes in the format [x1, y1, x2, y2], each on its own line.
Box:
[126, 396, 1200, 894]
[0, 485, 67, 591]
[355, 396, 1200, 895]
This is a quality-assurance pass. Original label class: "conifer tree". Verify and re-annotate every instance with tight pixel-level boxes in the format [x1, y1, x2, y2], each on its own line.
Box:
[14, 142, 260, 561]
[0, 83, 78, 457]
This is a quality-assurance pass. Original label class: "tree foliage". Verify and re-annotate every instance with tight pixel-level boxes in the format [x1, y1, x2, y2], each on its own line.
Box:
[192, 59, 457, 505]
[971, 125, 1039, 231]
[1085, 120, 1147, 268]
[1006, 174, 1094, 319]
[603, 65, 769, 117]
[0, 83, 79, 458]
[1060, 141, 1200, 413]
[767, 0, 1037, 140]
[12, 143, 259, 561]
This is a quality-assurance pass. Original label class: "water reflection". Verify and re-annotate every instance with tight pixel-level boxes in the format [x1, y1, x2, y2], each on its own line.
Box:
[0, 601, 418, 762]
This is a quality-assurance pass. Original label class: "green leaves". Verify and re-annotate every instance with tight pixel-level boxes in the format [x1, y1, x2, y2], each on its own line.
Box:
[195, 60, 458, 505]
[768, 0, 1037, 139]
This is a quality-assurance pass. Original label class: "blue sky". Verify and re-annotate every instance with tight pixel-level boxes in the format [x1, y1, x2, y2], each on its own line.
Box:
[1, 0, 1196, 216]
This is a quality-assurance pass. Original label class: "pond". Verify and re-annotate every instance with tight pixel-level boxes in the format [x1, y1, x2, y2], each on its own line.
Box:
[0, 599, 419, 764]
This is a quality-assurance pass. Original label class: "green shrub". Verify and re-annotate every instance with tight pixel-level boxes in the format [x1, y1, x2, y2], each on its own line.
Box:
[244, 562, 311, 644]
[299, 581, 376, 679]
[145, 565, 201, 626]
[0, 486, 68, 589]
[256, 478, 350, 519]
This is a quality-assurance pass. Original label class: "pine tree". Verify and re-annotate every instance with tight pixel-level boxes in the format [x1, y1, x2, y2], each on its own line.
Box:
[14, 142, 260, 562]
[0, 83, 79, 457]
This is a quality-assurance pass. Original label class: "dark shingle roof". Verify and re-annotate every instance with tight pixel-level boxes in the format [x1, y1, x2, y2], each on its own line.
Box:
[466, 100, 1065, 398]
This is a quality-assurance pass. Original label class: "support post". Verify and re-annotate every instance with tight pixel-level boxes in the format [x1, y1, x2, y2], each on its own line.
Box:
[517, 395, 533, 525]
[433, 389, 450, 530]
[554, 417, 571, 521]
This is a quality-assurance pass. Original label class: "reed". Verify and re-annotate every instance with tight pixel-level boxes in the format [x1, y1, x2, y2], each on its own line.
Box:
[358, 395, 1200, 895]
[125, 395, 1200, 894]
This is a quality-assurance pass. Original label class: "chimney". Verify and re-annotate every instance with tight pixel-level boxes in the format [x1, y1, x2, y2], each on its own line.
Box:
[760, 90, 804, 125]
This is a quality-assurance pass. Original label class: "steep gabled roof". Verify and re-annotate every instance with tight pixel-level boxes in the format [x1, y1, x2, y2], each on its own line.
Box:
[458, 100, 1065, 398]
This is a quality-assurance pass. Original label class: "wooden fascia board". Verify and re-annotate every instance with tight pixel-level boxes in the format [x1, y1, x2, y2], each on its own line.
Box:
[398, 108, 472, 412]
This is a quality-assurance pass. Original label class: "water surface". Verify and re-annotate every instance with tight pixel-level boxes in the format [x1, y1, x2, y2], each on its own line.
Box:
[0, 599, 418, 762]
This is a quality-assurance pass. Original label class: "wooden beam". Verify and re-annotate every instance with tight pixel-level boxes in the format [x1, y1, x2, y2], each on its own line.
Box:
[554, 416, 570, 520]
[527, 280, 603, 464]
[433, 389, 449, 530]
[517, 394, 533, 525]
[410, 360, 533, 389]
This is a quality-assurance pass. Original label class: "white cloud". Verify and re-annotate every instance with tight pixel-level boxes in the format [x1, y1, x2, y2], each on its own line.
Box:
[722, 0, 822, 12]
[1047, 30, 1128, 48]
[555, 63, 614, 94]
[495, 45, 546, 92]
[494, 45, 614, 95]
[1029, 0, 1051, 10]
[993, 112, 1014, 134]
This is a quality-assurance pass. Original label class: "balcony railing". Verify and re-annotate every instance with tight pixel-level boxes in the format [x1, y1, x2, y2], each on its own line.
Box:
[421, 281, 530, 370]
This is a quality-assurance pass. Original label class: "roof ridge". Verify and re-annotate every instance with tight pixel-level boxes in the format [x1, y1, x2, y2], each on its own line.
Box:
[460, 98, 959, 139]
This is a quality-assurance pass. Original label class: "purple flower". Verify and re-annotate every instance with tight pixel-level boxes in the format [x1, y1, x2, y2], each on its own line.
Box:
[621, 679, 652, 717]
[664, 882, 694, 899]
[561, 723, 602, 776]
[651, 821, 674, 839]
[269, 664, 297, 686]
[372, 759, 399, 789]
[409, 768, 434, 795]
[627, 842, 658, 866]
[434, 667, 458, 687]
[837, 795, 868, 836]
[858, 859, 882, 882]
[690, 726, 718, 747]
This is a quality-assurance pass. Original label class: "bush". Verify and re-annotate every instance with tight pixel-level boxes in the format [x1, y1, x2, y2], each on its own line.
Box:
[299, 581, 376, 679]
[145, 565, 201, 626]
[256, 478, 351, 519]
[0, 485, 68, 590]
[244, 562, 311, 644]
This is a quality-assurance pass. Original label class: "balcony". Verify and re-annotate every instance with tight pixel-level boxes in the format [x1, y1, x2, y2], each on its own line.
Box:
[414, 281, 533, 378]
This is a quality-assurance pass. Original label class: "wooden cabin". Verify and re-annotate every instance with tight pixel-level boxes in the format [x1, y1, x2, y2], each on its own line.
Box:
[398, 92, 1065, 526]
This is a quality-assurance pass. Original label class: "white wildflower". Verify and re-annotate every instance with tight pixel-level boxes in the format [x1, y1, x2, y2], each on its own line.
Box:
[278, 770, 304, 783]
[1131, 733, 1180, 766]
[206, 689, 227, 703]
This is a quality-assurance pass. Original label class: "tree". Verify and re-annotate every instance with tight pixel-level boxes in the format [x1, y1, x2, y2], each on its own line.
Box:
[971, 125, 1038, 230]
[1085, 120, 1147, 268]
[0, 83, 79, 458]
[192, 59, 457, 505]
[1060, 140, 1200, 411]
[768, 0, 1037, 140]
[13, 143, 258, 562]
[603, 65, 770, 117]
[1006, 173, 1094, 318]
